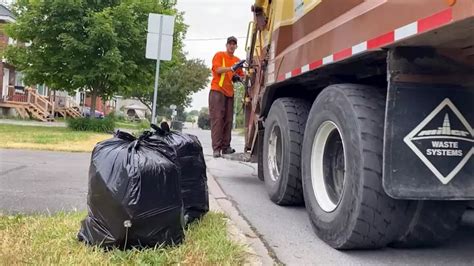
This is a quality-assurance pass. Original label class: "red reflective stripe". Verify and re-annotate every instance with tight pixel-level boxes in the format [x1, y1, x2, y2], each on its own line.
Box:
[367, 31, 395, 49]
[418, 8, 452, 33]
[309, 59, 323, 70]
[291, 68, 301, 76]
[334, 48, 352, 61]
[273, 8, 454, 84]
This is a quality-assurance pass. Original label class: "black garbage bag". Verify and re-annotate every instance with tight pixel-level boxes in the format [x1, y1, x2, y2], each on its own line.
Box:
[151, 123, 209, 225]
[78, 131, 184, 249]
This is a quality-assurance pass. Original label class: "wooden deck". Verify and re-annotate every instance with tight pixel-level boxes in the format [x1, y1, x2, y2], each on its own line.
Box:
[0, 88, 81, 121]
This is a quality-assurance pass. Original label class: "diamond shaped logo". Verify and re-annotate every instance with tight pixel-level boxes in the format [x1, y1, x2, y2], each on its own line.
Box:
[403, 98, 473, 185]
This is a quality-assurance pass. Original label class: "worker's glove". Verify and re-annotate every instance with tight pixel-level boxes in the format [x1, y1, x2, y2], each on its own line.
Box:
[232, 75, 242, 83]
[231, 59, 246, 72]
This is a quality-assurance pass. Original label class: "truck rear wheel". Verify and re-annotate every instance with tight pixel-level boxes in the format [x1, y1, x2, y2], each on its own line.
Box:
[301, 84, 408, 249]
[263, 98, 310, 205]
[391, 201, 466, 248]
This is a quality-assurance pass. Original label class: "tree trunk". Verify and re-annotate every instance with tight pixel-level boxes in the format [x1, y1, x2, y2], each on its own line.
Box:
[90, 90, 97, 119]
[138, 97, 152, 113]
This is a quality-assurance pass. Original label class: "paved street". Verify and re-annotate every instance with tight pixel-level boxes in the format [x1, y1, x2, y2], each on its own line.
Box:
[1, 127, 474, 265]
[187, 128, 474, 266]
[0, 149, 89, 214]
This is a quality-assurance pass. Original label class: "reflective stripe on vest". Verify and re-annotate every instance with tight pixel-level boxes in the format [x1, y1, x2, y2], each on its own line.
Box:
[219, 57, 226, 87]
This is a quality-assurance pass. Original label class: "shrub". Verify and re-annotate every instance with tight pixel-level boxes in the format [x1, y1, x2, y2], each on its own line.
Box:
[197, 112, 210, 130]
[67, 117, 115, 133]
[186, 116, 196, 123]
[106, 111, 126, 122]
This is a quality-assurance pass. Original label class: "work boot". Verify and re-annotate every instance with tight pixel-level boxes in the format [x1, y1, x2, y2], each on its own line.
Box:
[213, 150, 221, 158]
[221, 147, 236, 155]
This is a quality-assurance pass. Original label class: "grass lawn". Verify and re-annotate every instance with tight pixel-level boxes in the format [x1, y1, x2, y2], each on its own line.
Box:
[0, 211, 245, 265]
[0, 124, 110, 152]
[115, 120, 150, 130]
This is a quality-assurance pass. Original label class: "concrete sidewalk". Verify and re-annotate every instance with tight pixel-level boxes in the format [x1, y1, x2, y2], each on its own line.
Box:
[207, 171, 274, 266]
[0, 119, 66, 127]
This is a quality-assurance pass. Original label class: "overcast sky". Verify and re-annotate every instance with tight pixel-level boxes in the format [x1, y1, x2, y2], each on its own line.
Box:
[176, 0, 253, 111]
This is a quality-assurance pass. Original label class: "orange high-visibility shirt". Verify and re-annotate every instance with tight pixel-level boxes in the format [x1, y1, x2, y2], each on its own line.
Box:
[210, 51, 244, 97]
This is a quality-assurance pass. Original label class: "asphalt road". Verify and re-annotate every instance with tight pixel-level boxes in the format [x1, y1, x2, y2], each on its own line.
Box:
[0, 149, 89, 214]
[186, 128, 474, 266]
[1, 127, 473, 265]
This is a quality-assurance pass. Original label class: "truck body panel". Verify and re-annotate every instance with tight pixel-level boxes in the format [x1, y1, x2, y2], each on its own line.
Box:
[263, 1, 473, 82]
[244, 0, 473, 198]
[245, 0, 473, 151]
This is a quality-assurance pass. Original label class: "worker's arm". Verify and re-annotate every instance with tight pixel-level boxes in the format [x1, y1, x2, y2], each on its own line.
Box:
[216, 66, 232, 74]
[212, 52, 232, 74]
[217, 60, 246, 74]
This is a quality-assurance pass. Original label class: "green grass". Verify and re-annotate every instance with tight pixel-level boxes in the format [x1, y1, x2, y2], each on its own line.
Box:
[67, 117, 116, 133]
[0, 124, 110, 152]
[0, 211, 245, 265]
[116, 120, 151, 131]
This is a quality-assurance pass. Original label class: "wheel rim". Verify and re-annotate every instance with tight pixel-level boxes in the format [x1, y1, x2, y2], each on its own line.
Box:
[311, 121, 345, 212]
[268, 124, 283, 182]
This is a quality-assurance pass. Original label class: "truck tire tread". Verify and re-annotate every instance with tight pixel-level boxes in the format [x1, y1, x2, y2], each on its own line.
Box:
[266, 97, 310, 205]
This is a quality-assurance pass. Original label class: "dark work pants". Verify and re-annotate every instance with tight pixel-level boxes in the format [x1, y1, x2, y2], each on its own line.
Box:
[209, 90, 234, 152]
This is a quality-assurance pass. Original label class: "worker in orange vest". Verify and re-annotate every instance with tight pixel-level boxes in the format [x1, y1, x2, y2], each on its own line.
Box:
[209, 36, 245, 158]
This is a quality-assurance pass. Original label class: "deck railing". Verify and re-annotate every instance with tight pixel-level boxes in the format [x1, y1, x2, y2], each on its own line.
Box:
[54, 95, 79, 109]
[1, 87, 54, 114]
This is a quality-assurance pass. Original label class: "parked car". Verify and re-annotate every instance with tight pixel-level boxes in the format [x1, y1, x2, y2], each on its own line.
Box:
[82, 107, 104, 118]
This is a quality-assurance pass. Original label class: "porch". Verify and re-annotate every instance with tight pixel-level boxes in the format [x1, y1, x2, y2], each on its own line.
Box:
[0, 86, 81, 121]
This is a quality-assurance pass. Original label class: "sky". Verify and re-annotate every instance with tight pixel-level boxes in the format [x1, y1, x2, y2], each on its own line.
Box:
[176, 0, 253, 111]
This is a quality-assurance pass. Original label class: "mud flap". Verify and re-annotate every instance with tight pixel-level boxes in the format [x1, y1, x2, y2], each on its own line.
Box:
[383, 47, 474, 200]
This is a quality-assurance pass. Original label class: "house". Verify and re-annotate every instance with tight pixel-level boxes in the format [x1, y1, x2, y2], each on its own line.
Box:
[0, 4, 19, 103]
[0, 4, 82, 121]
[0, 3, 118, 121]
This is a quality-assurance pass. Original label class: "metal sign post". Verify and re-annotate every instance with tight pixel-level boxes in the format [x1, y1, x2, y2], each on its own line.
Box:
[151, 15, 163, 124]
[146, 13, 175, 124]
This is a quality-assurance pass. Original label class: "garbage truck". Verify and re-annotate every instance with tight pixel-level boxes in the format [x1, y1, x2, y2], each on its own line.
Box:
[241, 0, 473, 249]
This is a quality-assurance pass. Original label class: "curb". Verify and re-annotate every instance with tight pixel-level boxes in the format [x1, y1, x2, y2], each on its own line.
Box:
[207, 170, 276, 266]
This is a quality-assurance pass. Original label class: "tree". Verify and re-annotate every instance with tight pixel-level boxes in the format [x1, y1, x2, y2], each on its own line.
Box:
[175, 106, 187, 122]
[188, 110, 199, 117]
[4, 0, 192, 118]
[123, 58, 210, 115]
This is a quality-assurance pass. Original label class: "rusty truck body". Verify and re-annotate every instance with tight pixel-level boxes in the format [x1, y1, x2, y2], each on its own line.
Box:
[242, 0, 473, 249]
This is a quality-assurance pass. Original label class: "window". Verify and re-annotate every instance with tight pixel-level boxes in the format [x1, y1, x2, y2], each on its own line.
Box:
[37, 84, 44, 95]
[15, 71, 24, 87]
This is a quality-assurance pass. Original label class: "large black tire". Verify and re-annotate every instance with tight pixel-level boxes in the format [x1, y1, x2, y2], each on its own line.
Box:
[263, 98, 310, 205]
[391, 201, 466, 248]
[301, 84, 409, 249]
